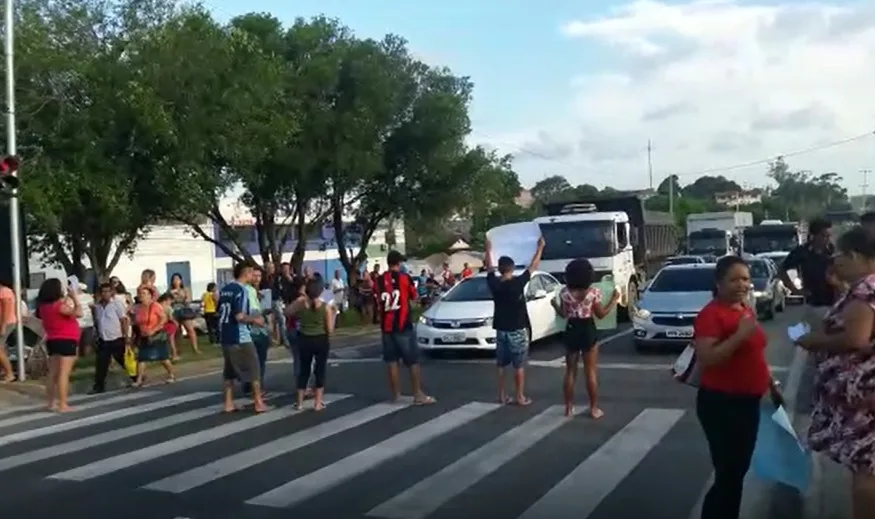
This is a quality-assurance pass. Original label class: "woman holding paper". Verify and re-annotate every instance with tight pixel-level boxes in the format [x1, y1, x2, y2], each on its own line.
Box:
[692, 255, 783, 519]
[795, 226, 875, 518]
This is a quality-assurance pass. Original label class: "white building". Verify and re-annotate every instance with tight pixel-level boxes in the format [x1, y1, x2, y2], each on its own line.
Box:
[27, 197, 406, 296]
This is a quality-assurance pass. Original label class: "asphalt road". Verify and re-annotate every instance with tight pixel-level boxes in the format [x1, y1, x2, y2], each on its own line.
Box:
[0, 307, 806, 519]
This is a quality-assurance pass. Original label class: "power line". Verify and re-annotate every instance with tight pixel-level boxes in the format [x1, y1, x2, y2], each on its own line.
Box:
[483, 130, 875, 186]
[670, 131, 875, 179]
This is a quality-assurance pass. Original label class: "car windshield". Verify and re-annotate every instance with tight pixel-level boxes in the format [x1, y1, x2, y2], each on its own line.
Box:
[744, 235, 797, 254]
[538, 220, 615, 260]
[648, 268, 715, 293]
[748, 260, 770, 279]
[688, 237, 725, 253]
[665, 257, 700, 265]
[440, 277, 494, 302]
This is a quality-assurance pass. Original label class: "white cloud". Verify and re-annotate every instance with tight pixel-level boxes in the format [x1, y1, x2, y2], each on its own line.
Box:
[482, 1, 875, 192]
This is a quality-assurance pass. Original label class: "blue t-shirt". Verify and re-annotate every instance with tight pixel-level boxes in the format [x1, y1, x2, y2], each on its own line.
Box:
[218, 281, 252, 346]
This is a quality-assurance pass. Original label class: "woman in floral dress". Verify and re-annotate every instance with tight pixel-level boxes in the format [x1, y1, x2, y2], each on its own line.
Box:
[795, 226, 875, 519]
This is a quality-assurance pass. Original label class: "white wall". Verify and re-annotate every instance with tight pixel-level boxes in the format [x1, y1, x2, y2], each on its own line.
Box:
[28, 225, 217, 297]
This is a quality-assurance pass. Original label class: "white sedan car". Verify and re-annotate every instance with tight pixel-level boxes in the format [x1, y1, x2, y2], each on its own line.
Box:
[416, 269, 565, 351]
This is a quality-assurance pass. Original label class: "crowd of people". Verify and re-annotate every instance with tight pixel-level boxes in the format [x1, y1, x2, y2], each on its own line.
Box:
[691, 214, 875, 519]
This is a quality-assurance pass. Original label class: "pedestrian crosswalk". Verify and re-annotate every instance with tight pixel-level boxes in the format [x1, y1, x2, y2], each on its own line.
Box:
[0, 389, 775, 519]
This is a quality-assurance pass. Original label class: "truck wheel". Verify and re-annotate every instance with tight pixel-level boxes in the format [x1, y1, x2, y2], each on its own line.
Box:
[619, 280, 638, 322]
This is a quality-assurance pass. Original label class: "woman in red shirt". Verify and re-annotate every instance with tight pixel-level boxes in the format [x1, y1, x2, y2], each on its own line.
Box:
[693, 256, 782, 519]
[36, 278, 83, 412]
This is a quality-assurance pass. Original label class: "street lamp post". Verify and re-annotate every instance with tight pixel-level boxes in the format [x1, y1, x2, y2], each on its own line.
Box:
[5, 0, 25, 380]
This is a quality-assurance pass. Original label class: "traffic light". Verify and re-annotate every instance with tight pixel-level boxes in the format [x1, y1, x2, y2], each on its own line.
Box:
[0, 155, 19, 190]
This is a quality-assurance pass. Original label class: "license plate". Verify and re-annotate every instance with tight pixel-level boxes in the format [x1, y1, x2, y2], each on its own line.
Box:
[441, 333, 466, 343]
[666, 329, 693, 338]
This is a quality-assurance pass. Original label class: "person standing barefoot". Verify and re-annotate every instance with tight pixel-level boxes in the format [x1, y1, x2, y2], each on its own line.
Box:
[552, 258, 619, 418]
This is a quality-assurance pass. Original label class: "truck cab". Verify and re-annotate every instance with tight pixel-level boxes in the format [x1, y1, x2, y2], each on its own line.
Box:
[536, 197, 679, 320]
[687, 228, 735, 256]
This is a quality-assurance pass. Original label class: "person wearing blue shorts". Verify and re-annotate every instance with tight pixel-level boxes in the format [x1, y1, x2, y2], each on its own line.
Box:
[484, 235, 545, 406]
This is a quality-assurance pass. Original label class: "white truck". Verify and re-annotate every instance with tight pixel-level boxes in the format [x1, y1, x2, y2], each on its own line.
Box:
[742, 220, 806, 254]
[535, 196, 680, 320]
[686, 211, 753, 257]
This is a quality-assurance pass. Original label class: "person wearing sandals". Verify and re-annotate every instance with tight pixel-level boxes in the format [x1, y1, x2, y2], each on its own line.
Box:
[376, 250, 436, 406]
[552, 258, 620, 418]
[285, 279, 336, 411]
[132, 286, 175, 387]
[218, 261, 268, 414]
[483, 236, 545, 407]
[36, 278, 82, 412]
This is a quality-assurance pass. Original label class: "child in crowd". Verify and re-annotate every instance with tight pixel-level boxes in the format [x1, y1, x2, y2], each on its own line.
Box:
[158, 293, 179, 360]
[201, 282, 218, 344]
[552, 258, 619, 418]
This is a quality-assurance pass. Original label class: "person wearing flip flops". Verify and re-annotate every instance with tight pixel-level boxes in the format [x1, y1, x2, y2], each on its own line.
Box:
[218, 261, 269, 414]
[285, 279, 335, 411]
[376, 251, 436, 406]
[483, 236, 545, 407]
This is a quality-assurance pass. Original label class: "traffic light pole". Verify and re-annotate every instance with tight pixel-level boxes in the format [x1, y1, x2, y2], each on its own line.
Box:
[5, 0, 25, 381]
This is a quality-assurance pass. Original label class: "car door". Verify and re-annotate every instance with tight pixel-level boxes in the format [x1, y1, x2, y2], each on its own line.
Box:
[524, 275, 550, 341]
[538, 274, 564, 336]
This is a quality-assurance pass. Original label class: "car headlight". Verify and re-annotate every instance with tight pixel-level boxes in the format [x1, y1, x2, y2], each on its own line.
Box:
[754, 290, 771, 299]
[419, 316, 433, 327]
[634, 308, 651, 320]
[482, 317, 493, 327]
[793, 279, 802, 290]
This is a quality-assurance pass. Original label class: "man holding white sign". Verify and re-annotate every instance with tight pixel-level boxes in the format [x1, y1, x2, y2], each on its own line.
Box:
[484, 235, 545, 406]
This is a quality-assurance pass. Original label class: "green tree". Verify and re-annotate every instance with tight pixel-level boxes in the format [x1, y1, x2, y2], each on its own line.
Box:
[12, 0, 186, 279]
[530, 175, 571, 203]
[326, 36, 474, 274]
[131, 9, 293, 264]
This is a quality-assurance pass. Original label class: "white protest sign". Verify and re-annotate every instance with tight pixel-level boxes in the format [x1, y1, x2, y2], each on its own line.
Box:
[486, 222, 542, 267]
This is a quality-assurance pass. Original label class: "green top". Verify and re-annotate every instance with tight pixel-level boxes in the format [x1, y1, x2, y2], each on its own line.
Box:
[245, 285, 268, 337]
[298, 301, 328, 337]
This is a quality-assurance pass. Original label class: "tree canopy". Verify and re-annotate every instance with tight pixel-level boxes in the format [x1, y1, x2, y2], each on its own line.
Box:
[12, 0, 526, 277]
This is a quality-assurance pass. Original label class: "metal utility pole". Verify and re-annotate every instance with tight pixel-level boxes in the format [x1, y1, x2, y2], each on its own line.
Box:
[647, 139, 653, 190]
[861, 169, 871, 211]
[5, 0, 25, 381]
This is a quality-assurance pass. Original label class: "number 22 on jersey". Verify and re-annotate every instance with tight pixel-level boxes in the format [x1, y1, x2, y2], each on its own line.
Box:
[381, 289, 401, 311]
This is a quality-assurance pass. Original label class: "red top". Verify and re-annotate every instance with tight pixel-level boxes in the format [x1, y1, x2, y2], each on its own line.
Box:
[693, 299, 770, 396]
[39, 300, 81, 341]
[375, 270, 416, 333]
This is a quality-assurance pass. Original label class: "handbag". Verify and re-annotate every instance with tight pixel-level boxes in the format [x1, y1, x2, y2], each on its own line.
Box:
[173, 305, 197, 321]
[672, 343, 701, 387]
[123, 346, 137, 376]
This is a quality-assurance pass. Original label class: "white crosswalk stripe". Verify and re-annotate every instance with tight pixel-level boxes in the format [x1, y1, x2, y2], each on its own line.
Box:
[0, 390, 765, 518]
[0, 391, 157, 428]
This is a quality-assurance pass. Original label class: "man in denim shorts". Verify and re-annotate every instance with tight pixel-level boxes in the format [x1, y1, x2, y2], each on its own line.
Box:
[484, 236, 545, 406]
[375, 250, 435, 405]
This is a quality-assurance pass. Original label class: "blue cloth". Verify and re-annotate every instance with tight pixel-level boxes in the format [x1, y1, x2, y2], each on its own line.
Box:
[750, 406, 811, 493]
[218, 281, 251, 346]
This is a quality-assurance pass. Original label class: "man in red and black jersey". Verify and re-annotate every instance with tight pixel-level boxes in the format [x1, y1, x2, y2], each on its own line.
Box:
[375, 250, 436, 405]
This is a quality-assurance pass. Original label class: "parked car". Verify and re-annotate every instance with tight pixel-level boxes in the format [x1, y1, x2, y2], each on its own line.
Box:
[662, 255, 707, 267]
[632, 263, 756, 352]
[756, 251, 802, 302]
[415, 269, 564, 352]
[748, 257, 786, 319]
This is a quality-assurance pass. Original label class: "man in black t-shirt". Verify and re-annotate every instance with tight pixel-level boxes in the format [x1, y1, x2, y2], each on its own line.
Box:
[484, 236, 544, 406]
[780, 218, 834, 326]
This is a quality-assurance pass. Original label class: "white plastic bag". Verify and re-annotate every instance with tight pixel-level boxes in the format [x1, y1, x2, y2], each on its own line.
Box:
[672, 343, 701, 387]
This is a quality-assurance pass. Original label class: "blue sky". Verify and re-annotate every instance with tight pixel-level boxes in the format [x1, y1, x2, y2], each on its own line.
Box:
[204, 0, 604, 159]
[202, 1, 875, 192]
